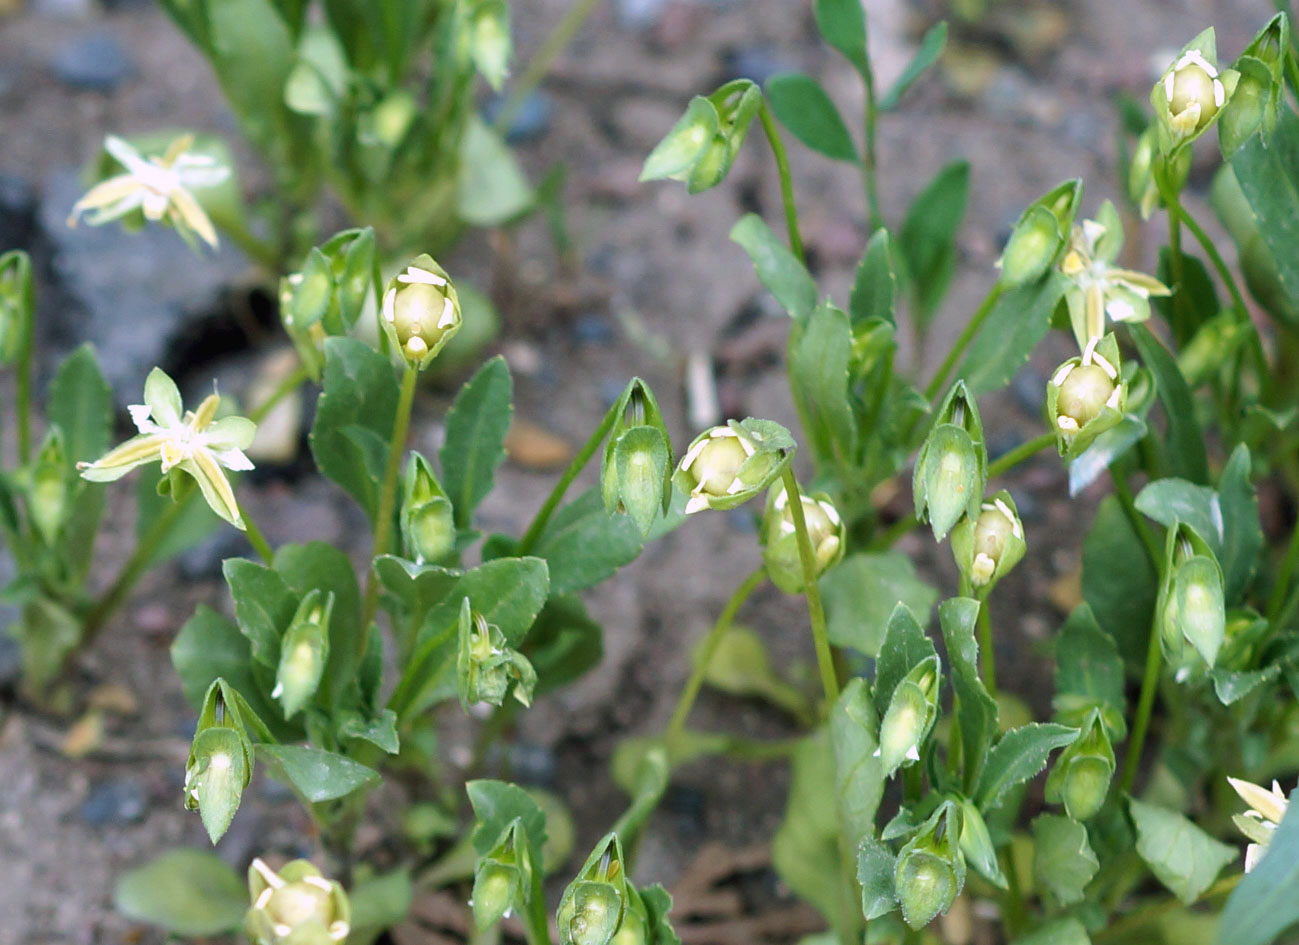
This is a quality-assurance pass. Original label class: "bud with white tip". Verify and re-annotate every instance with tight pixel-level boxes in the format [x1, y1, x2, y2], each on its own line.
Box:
[380, 255, 462, 369]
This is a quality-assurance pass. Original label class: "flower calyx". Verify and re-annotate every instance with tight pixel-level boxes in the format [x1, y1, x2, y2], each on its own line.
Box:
[246, 857, 351, 945]
[674, 418, 793, 515]
[381, 254, 462, 370]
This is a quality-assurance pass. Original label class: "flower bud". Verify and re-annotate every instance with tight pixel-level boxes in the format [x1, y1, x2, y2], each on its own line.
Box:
[950, 491, 1026, 593]
[280, 230, 378, 381]
[185, 726, 252, 845]
[468, 0, 511, 91]
[0, 250, 33, 366]
[1047, 333, 1126, 458]
[472, 820, 529, 930]
[601, 379, 673, 537]
[760, 483, 845, 593]
[914, 381, 986, 542]
[877, 656, 940, 777]
[610, 885, 650, 945]
[641, 80, 762, 194]
[674, 418, 793, 515]
[1158, 525, 1226, 669]
[998, 179, 1082, 285]
[895, 802, 965, 930]
[271, 589, 333, 719]
[28, 430, 68, 546]
[558, 835, 628, 945]
[457, 598, 538, 709]
[246, 858, 350, 945]
[381, 255, 462, 369]
[1045, 711, 1114, 822]
[1152, 30, 1240, 151]
[957, 800, 1005, 888]
[402, 453, 456, 564]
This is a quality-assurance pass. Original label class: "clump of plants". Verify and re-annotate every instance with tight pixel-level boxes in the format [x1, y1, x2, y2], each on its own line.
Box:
[7, 3, 1299, 945]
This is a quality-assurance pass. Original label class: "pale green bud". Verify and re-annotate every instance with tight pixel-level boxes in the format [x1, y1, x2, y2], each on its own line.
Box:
[878, 657, 940, 777]
[957, 800, 1005, 888]
[1047, 333, 1126, 457]
[950, 491, 1026, 593]
[1152, 30, 1240, 152]
[380, 255, 462, 369]
[469, 0, 511, 91]
[760, 483, 845, 593]
[1159, 527, 1226, 669]
[473, 861, 522, 930]
[998, 179, 1082, 285]
[457, 599, 538, 709]
[558, 835, 628, 945]
[894, 802, 965, 930]
[184, 726, 251, 845]
[401, 453, 456, 564]
[246, 858, 350, 945]
[272, 589, 333, 719]
[674, 418, 793, 514]
[0, 250, 33, 366]
[601, 379, 673, 538]
[29, 431, 68, 546]
[914, 381, 986, 542]
[641, 80, 762, 194]
[1045, 711, 1114, 821]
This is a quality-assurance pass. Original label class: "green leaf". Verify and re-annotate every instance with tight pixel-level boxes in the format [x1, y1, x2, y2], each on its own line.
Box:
[857, 836, 898, 919]
[1218, 444, 1262, 603]
[440, 356, 513, 529]
[872, 602, 938, 718]
[349, 869, 413, 944]
[1053, 604, 1126, 722]
[1135, 478, 1221, 547]
[820, 552, 938, 658]
[272, 542, 362, 707]
[899, 161, 969, 326]
[1012, 918, 1091, 945]
[113, 849, 246, 936]
[338, 708, 400, 753]
[1082, 496, 1159, 672]
[789, 301, 858, 469]
[256, 744, 380, 802]
[531, 487, 643, 595]
[1032, 814, 1098, 907]
[457, 115, 534, 226]
[939, 598, 998, 792]
[772, 731, 843, 931]
[1218, 788, 1299, 945]
[1130, 796, 1237, 904]
[766, 73, 859, 163]
[830, 678, 883, 853]
[1230, 108, 1299, 312]
[524, 594, 604, 695]
[814, 0, 869, 76]
[467, 779, 548, 865]
[730, 213, 817, 320]
[849, 228, 897, 326]
[223, 559, 298, 668]
[1068, 415, 1148, 497]
[702, 625, 809, 719]
[640, 885, 682, 945]
[48, 344, 111, 472]
[310, 337, 400, 519]
[954, 274, 1066, 395]
[879, 22, 948, 110]
[206, 0, 302, 156]
[373, 555, 459, 629]
[1130, 324, 1209, 484]
[975, 723, 1078, 812]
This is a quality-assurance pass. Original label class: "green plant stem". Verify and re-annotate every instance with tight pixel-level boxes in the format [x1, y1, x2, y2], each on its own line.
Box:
[1095, 873, 1241, 943]
[239, 503, 274, 565]
[81, 490, 192, 644]
[665, 567, 767, 741]
[781, 467, 840, 705]
[860, 68, 884, 232]
[357, 364, 419, 665]
[1001, 847, 1028, 939]
[15, 329, 31, 466]
[249, 362, 310, 424]
[493, 0, 602, 138]
[977, 599, 997, 697]
[218, 216, 281, 270]
[1267, 514, 1299, 625]
[523, 869, 552, 945]
[1113, 471, 1164, 795]
[758, 103, 806, 264]
[516, 397, 620, 555]
[923, 282, 1005, 401]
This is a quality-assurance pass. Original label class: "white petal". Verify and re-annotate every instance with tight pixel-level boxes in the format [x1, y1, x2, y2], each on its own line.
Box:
[211, 447, 255, 472]
[397, 266, 447, 286]
[104, 136, 150, 176]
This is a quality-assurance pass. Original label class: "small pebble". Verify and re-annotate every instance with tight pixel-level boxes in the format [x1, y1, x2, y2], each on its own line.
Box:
[480, 92, 553, 144]
[80, 778, 147, 826]
[50, 32, 134, 92]
[508, 742, 557, 787]
[572, 313, 614, 345]
[505, 419, 573, 470]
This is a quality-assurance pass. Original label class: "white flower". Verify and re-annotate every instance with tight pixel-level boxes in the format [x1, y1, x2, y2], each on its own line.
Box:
[68, 135, 229, 249]
[79, 368, 255, 528]
[1229, 775, 1291, 872]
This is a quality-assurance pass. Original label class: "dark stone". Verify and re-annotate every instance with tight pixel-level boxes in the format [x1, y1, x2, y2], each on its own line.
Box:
[481, 92, 553, 145]
[38, 171, 249, 408]
[508, 741, 557, 788]
[80, 778, 148, 826]
[50, 33, 134, 93]
[0, 174, 38, 253]
[572, 313, 614, 346]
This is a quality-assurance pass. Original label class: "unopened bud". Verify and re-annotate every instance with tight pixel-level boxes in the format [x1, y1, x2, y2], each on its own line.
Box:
[1152, 31, 1239, 150]
[998, 180, 1081, 286]
[381, 255, 462, 369]
[640, 81, 761, 194]
[29, 431, 68, 546]
[0, 250, 33, 366]
[1047, 334, 1126, 457]
[674, 419, 792, 515]
[957, 800, 1005, 888]
[1046, 711, 1114, 821]
[1160, 529, 1226, 669]
[473, 861, 522, 930]
[894, 802, 965, 930]
[914, 382, 986, 542]
[402, 453, 456, 564]
[469, 0, 511, 91]
[761, 483, 844, 593]
[246, 858, 350, 945]
[457, 599, 538, 709]
[185, 726, 251, 845]
[558, 835, 627, 945]
[272, 589, 333, 718]
[951, 491, 1026, 593]
[877, 657, 940, 777]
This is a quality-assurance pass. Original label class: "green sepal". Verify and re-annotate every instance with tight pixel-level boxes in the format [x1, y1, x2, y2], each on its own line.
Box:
[557, 833, 628, 945]
[894, 801, 965, 929]
[272, 588, 333, 719]
[913, 381, 985, 542]
[950, 490, 1026, 595]
[999, 179, 1082, 286]
[1044, 709, 1115, 821]
[878, 655, 941, 777]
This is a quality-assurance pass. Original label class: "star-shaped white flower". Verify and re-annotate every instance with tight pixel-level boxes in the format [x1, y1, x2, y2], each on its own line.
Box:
[1229, 775, 1291, 872]
[79, 368, 255, 528]
[67, 134, 229, 249]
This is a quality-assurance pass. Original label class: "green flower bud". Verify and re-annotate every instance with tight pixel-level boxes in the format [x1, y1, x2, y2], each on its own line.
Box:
[601, 379, 673, 537]
[640, 80, 762, 194]
[457, 598, 538, 709]
[380, 255, 462, 369]
[272, 589, 333, 719]
[610, 885, 650, 945]
[401, 453, 456, 564]
[558, 835, 628, 945]
[1158, 525, 1226, 670]
[957, 800, 1006, 888]
[877, 656, 941, 777]
[185, 679, 256, 844]
[280, 229, 377, 381]
[472, 820, 529, 930]
[998, 179, 1082, 285]
[0, 250, 33, 366]
[468, 0, 511, 91]
[914, 381, 986, 542]
[1047, 333, 1126, 457]
[246, 858, 351, 945]
[894, 802, 965, 930]
[1151, 29, 1240, 152]
[760, 483, 845, 593]
[674, 418, 793, 515]
[28, 430, 68, 546]
[950, 491, 1026, 593]
[1045, 711, 1114, 821]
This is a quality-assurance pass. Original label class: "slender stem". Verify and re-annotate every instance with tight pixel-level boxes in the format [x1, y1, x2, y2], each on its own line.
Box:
[665, 567, 767, 741]
[516, 398, 620, 555]
[493, 0, 602, 138]
[249, 362, 310, 425]
[239, 503, 274, 565]
[781, 467, 839, 705]
[988, 432, 1055, 478]
[522, 870, 552, 945]
[1095, 874, 1241, 943]
[357, 365, 419, 665]
[1267, 518, 1299, 625]
[1001, 848, 1028, 938]
[1113, 471, 1163, 795]
[15, 330, 31, 466]
[861, 73, 884, 232]
[758, 103, 806, 264]
[81, 490, 192, 644]
[923, 282, 1005, 401]
[977, 599, 997, 697]
[869, 512, 917, 552]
